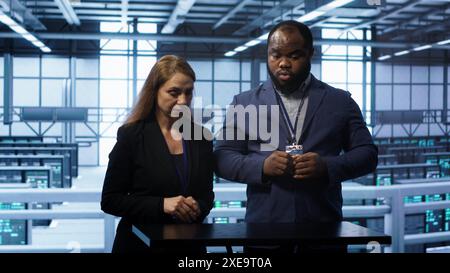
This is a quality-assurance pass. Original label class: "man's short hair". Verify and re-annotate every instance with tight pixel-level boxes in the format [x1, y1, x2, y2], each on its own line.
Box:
[267, 20, 314, 50]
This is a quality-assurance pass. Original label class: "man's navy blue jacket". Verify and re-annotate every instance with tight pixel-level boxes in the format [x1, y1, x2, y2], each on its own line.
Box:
[214, 75, 378, 223]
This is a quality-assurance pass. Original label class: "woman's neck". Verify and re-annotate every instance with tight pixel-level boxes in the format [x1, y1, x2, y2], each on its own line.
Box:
[155, 110, 183, 142]
[155, 109, 174, 132]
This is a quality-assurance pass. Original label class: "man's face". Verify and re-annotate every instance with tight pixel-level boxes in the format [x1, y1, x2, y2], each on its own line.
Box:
[267, 26, 313, 93]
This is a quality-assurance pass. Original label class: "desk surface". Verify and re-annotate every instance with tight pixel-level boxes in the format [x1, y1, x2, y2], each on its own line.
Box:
[132, 221, 391, 248]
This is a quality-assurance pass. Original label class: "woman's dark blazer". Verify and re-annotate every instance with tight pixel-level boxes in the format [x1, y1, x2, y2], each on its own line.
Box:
[101, 116, 215, 253]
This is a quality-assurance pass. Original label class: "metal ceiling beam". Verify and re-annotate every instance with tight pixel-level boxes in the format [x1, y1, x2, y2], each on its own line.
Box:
[54, 0, 80, 25]
[0, 31, 246, 43]
[0, 0, 46, 30]
[309, 16, 337, 29]
[35, 14, 246, 24]
[314, 38, 448, 49]
[35, 9, 172, 17]
[121, 0, 128, 26]
[387, 17, 450, 42]
[161, 0, 196, 34]
[213, 0, 253, 29]
[1, 31, 450, 49]
[343, 0, 423, 32]
[379, 4, 450, 40]
[232, 0, 305, 36]
[27, 2, 174, 11]
[32, 5, 262, 15]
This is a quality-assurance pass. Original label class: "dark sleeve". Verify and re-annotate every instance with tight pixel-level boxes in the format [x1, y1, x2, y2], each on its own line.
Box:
[323, 93, 378, 184]
[213, 95, 268, 185]
[100, 125, 165, 223]
[194, 138, 215, 222]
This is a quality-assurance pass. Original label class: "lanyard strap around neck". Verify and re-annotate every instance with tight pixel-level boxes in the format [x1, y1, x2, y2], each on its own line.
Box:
[274, 87, 309, 145]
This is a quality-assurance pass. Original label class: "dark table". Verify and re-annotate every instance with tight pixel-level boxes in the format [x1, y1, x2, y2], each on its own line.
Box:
[132, 221, 391, 253]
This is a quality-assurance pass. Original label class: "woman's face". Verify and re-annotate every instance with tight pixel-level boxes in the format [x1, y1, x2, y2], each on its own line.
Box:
[156, 72, 194, 119]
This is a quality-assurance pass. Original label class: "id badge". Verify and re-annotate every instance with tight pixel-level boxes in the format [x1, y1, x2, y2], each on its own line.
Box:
[285, 144, 303, 155]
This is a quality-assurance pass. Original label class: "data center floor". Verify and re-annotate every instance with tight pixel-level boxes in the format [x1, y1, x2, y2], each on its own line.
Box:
[30, 167, 109, 251]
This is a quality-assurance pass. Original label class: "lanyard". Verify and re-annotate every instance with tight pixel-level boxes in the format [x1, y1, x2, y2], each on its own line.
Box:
[172, 139, 189, 194]
[274, 87, 309, 145]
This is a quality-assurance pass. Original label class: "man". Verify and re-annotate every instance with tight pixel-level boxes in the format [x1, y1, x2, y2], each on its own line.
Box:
[214, 20, 378, 252]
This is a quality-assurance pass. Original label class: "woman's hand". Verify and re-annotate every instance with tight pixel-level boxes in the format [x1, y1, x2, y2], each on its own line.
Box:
[163, 196, 201, 223]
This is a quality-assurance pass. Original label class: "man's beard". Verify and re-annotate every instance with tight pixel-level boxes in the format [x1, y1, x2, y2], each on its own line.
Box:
[268, 61, 311, 95]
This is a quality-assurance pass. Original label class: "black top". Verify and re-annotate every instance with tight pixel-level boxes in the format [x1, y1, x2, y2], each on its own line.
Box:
[171, 153, 188, 193]
[132, 222, 391, 248]
[101, 118, 214, 253]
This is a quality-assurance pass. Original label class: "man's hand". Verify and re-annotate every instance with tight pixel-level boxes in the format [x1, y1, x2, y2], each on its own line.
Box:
[163, 196, 200, 223]
[263, 151, 290, 176]
[292, 152, 327, 180]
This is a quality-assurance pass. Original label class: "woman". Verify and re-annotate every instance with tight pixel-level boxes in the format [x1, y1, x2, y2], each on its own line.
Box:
[101, 55, 214, 253]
